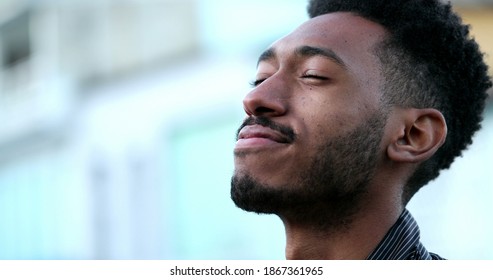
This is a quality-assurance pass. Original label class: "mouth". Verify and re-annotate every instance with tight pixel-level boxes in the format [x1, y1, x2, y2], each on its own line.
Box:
[238, 124, 291, 142]
[235, 124, 293, 151]
[234, 116, 296, 153]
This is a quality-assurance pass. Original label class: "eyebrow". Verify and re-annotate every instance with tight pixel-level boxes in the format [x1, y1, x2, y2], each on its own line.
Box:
[257, 48, 276, 66]
[257, 45, 348, 70]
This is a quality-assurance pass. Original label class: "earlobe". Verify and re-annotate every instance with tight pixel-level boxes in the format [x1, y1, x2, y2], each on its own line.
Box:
[387, 108, 447, 163]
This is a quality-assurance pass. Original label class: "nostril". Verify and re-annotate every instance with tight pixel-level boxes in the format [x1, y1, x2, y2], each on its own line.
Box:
[255, 106, 276, 114]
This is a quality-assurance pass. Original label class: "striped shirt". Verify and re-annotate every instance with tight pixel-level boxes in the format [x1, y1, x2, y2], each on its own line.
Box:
[366, 209, 445, 260]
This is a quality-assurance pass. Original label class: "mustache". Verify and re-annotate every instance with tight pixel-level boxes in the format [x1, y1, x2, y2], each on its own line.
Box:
[236, 116, 296, 143]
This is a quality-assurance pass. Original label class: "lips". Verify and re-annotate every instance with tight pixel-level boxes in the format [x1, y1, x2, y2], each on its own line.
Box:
[238, 125, 291, 142]
[235, 124, 292, 150]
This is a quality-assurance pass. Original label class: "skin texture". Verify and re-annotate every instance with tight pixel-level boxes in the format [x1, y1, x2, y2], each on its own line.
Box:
[231, 12, 447, 259]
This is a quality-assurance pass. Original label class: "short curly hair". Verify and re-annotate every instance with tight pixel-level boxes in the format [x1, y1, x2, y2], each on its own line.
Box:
[308, 0, 492, 203]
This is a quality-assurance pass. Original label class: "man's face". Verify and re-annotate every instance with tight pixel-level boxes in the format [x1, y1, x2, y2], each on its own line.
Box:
[231, 13, 389, 225]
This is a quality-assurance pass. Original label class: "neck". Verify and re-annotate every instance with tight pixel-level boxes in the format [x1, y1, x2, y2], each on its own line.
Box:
[281, 202, 403, 260]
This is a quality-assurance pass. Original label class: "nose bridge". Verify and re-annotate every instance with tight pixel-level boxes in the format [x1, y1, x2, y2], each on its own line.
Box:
[243, 73, 289, 117]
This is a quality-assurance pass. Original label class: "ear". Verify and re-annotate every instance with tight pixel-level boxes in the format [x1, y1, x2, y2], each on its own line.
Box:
[387, 108, 447, 163]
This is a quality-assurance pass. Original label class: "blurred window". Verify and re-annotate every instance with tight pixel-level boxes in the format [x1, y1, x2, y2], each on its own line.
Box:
[0, 11, 31, 68]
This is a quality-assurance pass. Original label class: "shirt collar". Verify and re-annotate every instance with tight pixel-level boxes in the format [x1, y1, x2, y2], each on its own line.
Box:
[366, 209, 436, 260]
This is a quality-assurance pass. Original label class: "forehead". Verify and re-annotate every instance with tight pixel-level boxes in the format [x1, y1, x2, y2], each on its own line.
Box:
[268, 12, 388, 74]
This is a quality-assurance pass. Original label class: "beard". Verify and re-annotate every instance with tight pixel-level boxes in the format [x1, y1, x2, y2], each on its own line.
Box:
[231, 111, 387, 231]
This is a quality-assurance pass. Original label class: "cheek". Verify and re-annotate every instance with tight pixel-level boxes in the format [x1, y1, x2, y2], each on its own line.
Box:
[295, 99, 355, 140]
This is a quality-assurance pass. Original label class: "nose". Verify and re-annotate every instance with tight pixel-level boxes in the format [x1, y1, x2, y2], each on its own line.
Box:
[242, 76, 288, 117]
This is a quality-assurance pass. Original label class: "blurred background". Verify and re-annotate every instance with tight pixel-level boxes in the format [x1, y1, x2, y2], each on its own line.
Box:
[0, 0, 491, 260]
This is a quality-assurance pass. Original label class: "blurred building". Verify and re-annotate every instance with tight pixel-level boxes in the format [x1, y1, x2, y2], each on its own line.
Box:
[0, 0, 202, 259]
[0, 0, 491, 259]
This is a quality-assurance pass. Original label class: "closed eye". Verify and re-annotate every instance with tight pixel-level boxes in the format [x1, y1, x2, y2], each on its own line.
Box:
[249, 78, 267, 88]
[250, 75, 329, 87]
[301, 74, 329, 81]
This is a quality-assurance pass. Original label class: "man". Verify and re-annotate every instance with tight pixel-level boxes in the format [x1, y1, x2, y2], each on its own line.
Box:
[231, 0, 491, 260]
